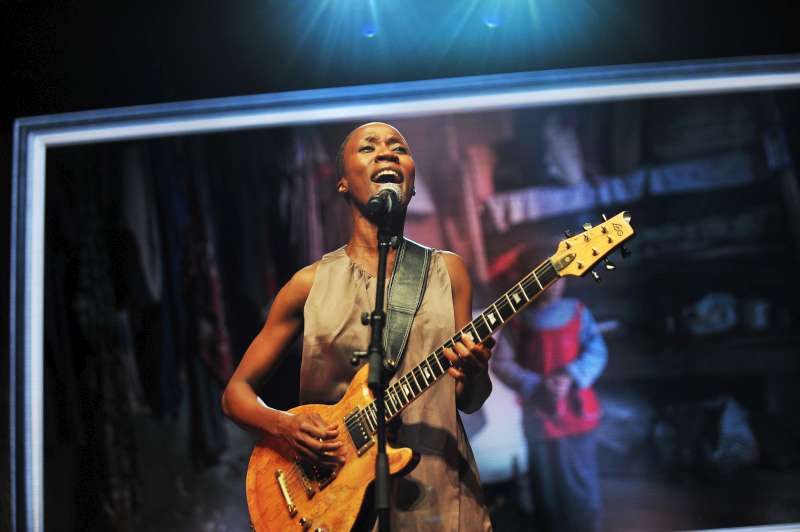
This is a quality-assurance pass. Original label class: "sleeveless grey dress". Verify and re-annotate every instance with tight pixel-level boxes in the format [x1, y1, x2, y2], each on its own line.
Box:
[301, 247, 492, 531]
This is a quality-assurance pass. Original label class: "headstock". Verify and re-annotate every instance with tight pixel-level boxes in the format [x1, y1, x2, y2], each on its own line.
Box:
[551, 211, 634, 280]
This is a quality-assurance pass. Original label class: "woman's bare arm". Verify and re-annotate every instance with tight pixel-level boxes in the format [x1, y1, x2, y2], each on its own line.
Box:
[221, 263, 345, 465]
[440, 252, 494, 414]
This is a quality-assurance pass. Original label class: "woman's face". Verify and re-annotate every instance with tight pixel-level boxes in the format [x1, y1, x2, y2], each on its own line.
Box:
[338, 122, 416, 210]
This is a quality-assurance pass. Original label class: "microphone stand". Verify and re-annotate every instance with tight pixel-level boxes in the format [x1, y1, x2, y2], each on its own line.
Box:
[359, 220, 395, 532]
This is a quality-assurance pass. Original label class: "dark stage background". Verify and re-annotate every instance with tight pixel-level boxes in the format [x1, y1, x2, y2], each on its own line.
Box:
[5, 1, 800, 531]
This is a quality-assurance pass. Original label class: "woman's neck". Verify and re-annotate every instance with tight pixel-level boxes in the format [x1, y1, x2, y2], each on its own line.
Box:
[347, 208, 405, 254]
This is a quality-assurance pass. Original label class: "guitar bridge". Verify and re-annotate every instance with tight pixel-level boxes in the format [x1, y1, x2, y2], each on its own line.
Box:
[274, 469, 297, 516]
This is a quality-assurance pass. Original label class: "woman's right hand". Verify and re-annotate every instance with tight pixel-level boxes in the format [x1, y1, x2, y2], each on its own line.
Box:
[276, 412, 345, 467]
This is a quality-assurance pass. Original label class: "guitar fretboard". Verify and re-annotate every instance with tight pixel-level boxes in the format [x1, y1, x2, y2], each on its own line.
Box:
[357, 258, 559, 433]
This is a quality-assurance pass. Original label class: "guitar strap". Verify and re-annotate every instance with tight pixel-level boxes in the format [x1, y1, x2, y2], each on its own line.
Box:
[383, 237, 432, 374]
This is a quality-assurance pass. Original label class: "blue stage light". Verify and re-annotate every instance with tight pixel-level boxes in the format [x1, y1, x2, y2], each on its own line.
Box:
[483, 15, 501, 29]
[361, 23, 377, 38]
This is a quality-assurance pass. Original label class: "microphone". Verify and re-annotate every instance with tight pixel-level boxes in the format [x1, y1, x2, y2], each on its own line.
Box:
[367, 185, 402, 218]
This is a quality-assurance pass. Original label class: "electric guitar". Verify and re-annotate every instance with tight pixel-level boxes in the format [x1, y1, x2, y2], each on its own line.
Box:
[246, 212, 635, 531]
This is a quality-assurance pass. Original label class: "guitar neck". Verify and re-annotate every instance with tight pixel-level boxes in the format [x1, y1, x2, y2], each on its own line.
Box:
[360, 257, 560, 432]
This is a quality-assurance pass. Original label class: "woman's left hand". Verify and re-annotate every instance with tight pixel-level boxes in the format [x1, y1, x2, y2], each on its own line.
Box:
[443, 334, 495, 382]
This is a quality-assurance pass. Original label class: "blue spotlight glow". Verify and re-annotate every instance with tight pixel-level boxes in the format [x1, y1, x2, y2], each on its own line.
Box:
[483, 15, 501, 29]
[361, 23, 377, 38]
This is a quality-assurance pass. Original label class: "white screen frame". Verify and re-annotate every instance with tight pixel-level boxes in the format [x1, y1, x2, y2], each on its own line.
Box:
[9, 54, 800, 532]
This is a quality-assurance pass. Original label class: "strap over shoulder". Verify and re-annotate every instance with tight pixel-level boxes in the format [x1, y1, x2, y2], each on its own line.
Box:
[383, 238, 432, 372]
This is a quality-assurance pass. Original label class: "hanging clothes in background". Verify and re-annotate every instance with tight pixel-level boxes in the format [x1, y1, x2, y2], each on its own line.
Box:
[44, 128, 305, 529]
[180, 131, 281, 465]
[73, 157, 143, 531]
[579, 102, 644, 178]
[116, 144, 182, 420]
[541, 110, 586, 186]
[183, 147, 234, 385]
[119, 145, 164, 307]
[291, 128, 327, 262]
[149, 139, 192, 414]
[290, 127, 353, 264]
[179, 140, 236, 465]
[185, 354, 229, 467]
[189, 131, 285, 362]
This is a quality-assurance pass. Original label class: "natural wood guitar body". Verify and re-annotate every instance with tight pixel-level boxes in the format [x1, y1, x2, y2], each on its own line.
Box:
[246, 364, 414, 532]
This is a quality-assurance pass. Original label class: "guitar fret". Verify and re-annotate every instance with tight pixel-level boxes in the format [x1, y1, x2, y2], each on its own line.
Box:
[385, 393, 397, 416]
[483, 305, 501, 330]
[470, 323, 481, 342]
[409, 368, 422, 393]
[436, 347, 453, 369]
[392, 387, 403, 409]
[431, 353, 445, 374]
[492, 303, 503, 322]
[531, 269, 544, 291]
[509, 285, 525, 307]
[496, 298, 514, 321]
[517, 281, 531, 301]
[382, 397, 391, 418]
[504, 293, 516, 312]
[400, 382, 410, 404]
[413, 367, 426, 391]
[364, 407, 376, 432]
[419, 364, 430, 386]
[402, 377, 414, 399]
[479, 313, 492, 333]
[472, 316, 491, 340]
[393, 383, 405, 406]
[397, 375, 414, 396]
[423, 357, 434, 378]
[369, 405, 378, 429]
[422, 360, 434, 382]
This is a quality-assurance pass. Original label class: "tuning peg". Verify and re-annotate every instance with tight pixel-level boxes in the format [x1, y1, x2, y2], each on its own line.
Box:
[563, 229, 573, 238]
[591, 270, 601, 282]
[582, 223, 593, 230]
[621, 246, 632, 258]
[603, 257, 616, 271]
[601, 213, 608, 221]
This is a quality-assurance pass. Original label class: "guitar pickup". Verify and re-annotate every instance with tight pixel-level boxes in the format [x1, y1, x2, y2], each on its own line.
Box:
[344, 408, 374, 456]
[316, 465, 338, 490]
[293, 460, 316, 498]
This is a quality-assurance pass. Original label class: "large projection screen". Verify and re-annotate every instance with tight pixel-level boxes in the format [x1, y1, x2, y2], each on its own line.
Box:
[10, 55, 800, 532]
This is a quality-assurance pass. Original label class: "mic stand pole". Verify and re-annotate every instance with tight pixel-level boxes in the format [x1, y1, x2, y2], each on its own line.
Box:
[364, 223, 394, 532]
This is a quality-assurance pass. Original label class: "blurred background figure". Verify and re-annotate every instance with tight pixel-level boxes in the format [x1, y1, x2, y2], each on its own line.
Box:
[493, 277, 608, 532]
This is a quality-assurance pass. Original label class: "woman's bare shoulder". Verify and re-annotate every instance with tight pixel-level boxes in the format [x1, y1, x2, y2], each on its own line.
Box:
[275, 261, 320, 312]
